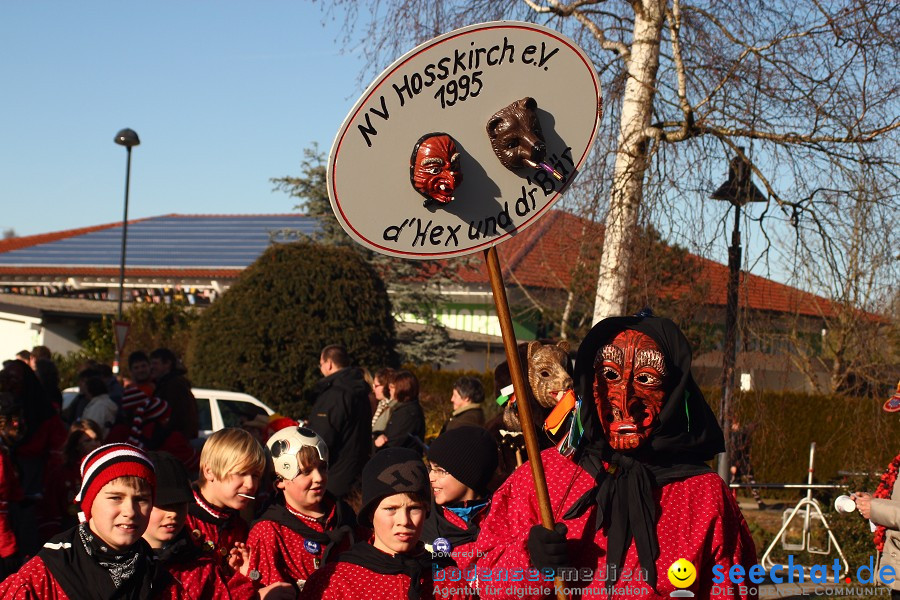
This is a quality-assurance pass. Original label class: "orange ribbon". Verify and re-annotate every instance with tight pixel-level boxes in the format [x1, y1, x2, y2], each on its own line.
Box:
[543, 389, 577, 435]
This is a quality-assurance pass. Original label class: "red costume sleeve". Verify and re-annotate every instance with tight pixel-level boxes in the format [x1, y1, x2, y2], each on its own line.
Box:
[298, 562, 351, 600]
[474, 449, 759, 600]
[0, 557, 64, 599]
[167, 556, 246, 599]
[471, 453, 551, 596]
[247, 521, 293, 587]
[225, 572, 256, 600]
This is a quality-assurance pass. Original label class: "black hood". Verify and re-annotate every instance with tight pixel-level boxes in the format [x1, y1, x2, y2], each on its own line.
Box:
[573, 315, 724, 462]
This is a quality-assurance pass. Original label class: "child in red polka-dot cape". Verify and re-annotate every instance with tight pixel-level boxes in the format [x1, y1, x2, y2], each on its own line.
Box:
[245, 427, 360, 591]
[185, 429, 267, 575]
[422, 426, 499, 577]
[300, 448, 472, 600]
[142, 451, 295, 600]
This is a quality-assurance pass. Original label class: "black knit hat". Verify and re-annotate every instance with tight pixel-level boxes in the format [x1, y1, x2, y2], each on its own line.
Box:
[149, 451, 193, 506]
[359, 447, 429, 527]
[426, 426, 499, 494]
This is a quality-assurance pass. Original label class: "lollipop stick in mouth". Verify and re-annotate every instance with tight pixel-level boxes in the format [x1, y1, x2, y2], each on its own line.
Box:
[524, 159, 564, 181]
[237, 493, 255, 500]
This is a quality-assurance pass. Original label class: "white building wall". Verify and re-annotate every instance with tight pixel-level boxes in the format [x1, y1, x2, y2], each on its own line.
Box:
[0, 311, 42, 362]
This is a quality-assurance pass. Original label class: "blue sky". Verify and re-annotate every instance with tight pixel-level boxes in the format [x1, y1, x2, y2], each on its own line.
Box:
[1, 2, 366, 237]
[0, 3, 823, 292]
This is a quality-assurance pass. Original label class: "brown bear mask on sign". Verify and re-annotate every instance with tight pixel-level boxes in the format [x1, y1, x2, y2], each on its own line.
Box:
[410, 133, 462, 207]
[486, 97, 548, 171]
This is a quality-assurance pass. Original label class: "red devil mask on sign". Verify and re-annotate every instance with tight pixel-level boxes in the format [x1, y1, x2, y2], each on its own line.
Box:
[593, 329, 668, 451]
[410, 133, 462, 206]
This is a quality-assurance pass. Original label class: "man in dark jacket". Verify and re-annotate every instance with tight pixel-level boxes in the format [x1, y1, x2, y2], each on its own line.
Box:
[150, 348, 199, 440]
[440, 375, 486, 434]
[308, 345, 372, 500]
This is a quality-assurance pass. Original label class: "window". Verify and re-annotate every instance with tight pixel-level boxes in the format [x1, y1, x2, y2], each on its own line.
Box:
[218, 399, 266, 429]
[196, 397, 212, 432]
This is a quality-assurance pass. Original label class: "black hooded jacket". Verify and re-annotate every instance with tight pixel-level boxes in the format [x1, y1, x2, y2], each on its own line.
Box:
[308, 367, 373, 498]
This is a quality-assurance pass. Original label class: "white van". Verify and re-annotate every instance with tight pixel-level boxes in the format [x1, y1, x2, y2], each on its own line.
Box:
[62, 387, 275, 440]
[192, 388, 274, 439]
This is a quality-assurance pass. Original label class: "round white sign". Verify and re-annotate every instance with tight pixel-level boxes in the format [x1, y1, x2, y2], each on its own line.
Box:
[328, 21, 601, 259]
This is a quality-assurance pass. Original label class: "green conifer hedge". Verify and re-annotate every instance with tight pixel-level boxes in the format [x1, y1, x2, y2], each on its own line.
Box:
[190, 240, 397, 417]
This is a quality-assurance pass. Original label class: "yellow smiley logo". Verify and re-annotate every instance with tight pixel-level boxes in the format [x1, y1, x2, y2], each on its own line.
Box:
[667, 558, 696, 589]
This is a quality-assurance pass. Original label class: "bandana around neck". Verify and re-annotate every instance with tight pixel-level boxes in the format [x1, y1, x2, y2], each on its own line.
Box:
[423, 497, 490, 551]
[39, 522, 167, 600]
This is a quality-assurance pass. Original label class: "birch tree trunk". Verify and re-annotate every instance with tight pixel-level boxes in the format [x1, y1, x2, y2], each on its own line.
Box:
[592, 0, 665, 324]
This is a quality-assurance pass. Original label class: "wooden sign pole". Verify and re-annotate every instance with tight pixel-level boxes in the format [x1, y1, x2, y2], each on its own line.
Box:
[484, 246, 567, 600]
[326, 24, 600, 600]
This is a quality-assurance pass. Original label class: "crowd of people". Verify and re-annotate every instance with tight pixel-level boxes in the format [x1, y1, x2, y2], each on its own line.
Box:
[0, 347, 202, 566]
[0, 315, 890, 598]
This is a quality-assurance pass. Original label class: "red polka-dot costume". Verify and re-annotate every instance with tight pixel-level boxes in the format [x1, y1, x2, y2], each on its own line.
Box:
[299, 553, 474, 599]
[473, 448, 757, 599]
[245, 499, 356, 588]
[184, 486, 249, 572]
[164, 553, 256, 600]
[0, 555, 188, 599]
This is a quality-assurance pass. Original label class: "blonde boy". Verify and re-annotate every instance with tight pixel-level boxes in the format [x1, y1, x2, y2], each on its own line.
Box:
[186, 428, 266, 569]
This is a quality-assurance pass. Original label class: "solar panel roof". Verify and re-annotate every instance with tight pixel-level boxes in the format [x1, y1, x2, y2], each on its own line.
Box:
[0, 215, 321, 269]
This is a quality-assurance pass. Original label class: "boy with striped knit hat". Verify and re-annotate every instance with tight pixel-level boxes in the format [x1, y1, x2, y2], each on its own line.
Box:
[0, 443, 181, 598]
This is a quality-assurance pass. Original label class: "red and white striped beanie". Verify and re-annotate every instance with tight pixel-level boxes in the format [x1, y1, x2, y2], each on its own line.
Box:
[76, 443, 156, 521]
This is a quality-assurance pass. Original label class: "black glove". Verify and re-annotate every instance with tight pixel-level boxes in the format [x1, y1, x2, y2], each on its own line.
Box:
[527, 523, 569, 571]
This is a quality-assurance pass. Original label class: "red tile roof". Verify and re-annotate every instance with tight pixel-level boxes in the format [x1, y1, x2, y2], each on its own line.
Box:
[0, 220, 126, 253]
[450, 210, 841, 319]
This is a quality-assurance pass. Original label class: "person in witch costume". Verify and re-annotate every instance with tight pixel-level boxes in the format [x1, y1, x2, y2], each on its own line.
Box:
[299, 447, 471, 600]
[0, 443, 182, 599]
[185, 428, 266, 573]
[142, 451, 294, 600]
[245, 427, 358, 591]
[422, 426, 498, 576]
[473, 313, 757, 599]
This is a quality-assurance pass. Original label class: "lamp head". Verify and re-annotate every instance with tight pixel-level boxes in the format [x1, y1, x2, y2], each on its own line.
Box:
[114, 128, 140, 148]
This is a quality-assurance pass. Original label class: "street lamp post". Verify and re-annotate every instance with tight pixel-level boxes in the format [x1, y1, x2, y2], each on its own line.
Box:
[710, 148, 766, 481]
[113, 128, 140, 373]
